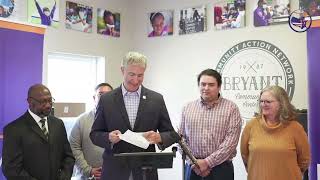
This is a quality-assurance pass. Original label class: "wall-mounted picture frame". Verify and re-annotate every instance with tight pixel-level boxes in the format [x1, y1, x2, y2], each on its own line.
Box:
[147, 10, 173, 38]
[97, 8, 120, 37]
[1, 0, 27, 21]
[28, 0, 59, 27]
[65, 1, 92, 33]
[214, 0, 246, 30]
[178, 6, 206, 35]
[253, 0, 290, 27]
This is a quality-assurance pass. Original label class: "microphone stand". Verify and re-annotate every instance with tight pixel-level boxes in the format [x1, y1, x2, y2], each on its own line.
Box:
[182, 150, 186, 180]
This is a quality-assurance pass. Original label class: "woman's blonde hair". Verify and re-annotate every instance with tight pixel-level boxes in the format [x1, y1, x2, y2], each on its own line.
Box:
[257, 85, 297, 123]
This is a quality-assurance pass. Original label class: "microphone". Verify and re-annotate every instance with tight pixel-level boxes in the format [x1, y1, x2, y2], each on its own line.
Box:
[171, 131, 198, 166]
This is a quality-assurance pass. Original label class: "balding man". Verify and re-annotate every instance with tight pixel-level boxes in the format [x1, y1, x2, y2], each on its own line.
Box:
[2, 84, 75, 180]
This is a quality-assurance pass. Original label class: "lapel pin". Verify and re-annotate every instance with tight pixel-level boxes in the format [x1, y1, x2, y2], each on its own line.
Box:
[143, 95, 146, 99]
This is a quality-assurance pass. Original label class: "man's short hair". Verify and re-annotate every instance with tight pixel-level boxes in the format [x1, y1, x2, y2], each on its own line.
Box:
[95, 83, 113, 91]
[197, 69, 222, 87]
[121, 51, 147, 69]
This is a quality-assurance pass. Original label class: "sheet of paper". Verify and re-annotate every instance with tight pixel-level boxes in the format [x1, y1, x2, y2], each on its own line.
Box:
[119, 130, 150, 149]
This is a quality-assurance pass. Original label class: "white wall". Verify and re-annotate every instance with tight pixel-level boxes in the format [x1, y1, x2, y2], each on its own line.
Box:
[127, 0, 308, 180]
[42, 0, 132, 87]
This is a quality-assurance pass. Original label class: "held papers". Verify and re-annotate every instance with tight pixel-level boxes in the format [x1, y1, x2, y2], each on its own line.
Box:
[119, 130, 150, 149]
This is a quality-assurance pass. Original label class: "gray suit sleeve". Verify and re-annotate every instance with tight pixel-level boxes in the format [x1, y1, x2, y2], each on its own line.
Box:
[69, 116, 92, 177]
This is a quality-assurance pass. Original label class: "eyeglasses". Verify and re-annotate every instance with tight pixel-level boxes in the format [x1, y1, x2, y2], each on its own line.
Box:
[29, 97, 55, 106]
[259, 100, 276, 105]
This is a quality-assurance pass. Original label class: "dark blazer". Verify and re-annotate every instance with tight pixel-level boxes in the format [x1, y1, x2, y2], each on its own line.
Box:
[2, 111, 75, 180]
[90, 86, 176, 180]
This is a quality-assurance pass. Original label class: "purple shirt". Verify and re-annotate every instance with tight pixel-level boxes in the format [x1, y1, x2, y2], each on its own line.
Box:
[254, 7, 271, 27]
[35, 0, 56, 26]
[148, 25, 169, 37]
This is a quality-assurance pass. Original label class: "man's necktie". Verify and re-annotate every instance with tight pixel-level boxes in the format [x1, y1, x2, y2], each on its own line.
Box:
[40, 119, 49, 139]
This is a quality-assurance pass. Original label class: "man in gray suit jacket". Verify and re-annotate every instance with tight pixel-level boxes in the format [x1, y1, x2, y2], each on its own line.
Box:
[2, 84, 75, 180]
[90, 51, 176, 180]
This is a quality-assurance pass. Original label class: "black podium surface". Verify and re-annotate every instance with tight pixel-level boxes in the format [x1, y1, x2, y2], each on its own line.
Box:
[114, 151, 176, 169]
[114, 149, 177, 180]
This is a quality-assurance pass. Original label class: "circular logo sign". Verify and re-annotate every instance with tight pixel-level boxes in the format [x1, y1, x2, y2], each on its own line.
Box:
[215, 40, 295, 120]
[289, 9, 312, 33]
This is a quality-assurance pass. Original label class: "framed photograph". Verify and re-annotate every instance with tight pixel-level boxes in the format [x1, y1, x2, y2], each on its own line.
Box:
[97, 8, 120, 37]
[65, 1, 92, 33]
[214, 0, 246, 30]
[178, 6, 206, 35]
[147, 10, 173, 37]
[0, 0, 26, 21]
[253, 0, 290, 27]
[300, 0, 320, 17]
[28, 0, 59, 27]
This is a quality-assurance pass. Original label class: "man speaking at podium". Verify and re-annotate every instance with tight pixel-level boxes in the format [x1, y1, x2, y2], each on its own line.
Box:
[90, 52, 176, 180]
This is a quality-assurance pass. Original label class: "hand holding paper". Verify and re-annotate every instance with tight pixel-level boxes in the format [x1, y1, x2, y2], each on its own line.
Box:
[108, 130, 121, 144]
[119, 130, 150, 149]
[143, 131, 162, 144]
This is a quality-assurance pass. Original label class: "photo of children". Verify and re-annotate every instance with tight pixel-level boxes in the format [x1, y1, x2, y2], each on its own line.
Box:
[97, 8, 120, 37]
[253, 0, 290, 27]
[179, 6, 206, 35]
[300, 0, 320, 17]
[147, 10, 173, 37]
[28, 0, 59, 27]
[65, 1, 92, 33]
[214, 0, 246, 30]
[0, 0, 14, 18]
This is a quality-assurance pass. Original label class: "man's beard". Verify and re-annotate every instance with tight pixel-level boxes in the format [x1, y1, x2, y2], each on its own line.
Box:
[38, 108, 52, 117]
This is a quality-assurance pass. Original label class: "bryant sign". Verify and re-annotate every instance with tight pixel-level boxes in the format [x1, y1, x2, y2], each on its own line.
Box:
[215, 40, 295, 120]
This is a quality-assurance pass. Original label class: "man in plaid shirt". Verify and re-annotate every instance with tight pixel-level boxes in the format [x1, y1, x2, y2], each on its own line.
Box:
[179, 69, 242, 180]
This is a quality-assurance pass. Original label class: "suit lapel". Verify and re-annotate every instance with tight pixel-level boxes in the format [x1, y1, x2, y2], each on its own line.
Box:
[25, 112, 48, 142]
[114, 88, 132, 130]
[133, 87, 147, 130]
[47, 116, 54, 142]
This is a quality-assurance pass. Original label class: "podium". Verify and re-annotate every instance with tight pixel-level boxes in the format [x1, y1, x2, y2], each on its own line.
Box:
[114, 147, 177, 180]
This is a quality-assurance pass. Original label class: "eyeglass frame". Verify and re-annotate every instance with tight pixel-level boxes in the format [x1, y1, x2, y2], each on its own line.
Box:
[29, 97, 55, 105]
[259, 100, 277, 105]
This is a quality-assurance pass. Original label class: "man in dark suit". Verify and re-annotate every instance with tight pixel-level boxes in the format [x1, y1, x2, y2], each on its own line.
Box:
[2, 84, 75, 180]
[90, 51, 176, 180]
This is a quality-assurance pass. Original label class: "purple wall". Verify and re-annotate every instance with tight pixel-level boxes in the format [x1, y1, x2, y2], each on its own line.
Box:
[0, 31, 4, 133]
[0, 27, 44, 130]
[307, 27, 320, 180]
[0, 26, 44, 179]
